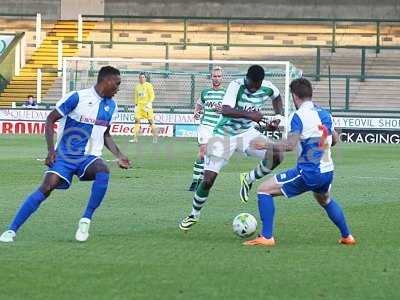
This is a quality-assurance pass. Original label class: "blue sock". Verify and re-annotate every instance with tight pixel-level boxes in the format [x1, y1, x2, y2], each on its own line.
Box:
[257, 193, 275, 239]
[9, 189, 47, 232]
[82, 172, 109, 220]
[322, 199, 351, 238]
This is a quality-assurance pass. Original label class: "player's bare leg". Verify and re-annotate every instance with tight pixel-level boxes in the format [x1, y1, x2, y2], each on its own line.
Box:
[148, 119, 158, 143]
[180, 170, 218, 230]
[75, 160, 110, 242]
[0, 173, 63, 243]
[313, 192, 356, 245]
[130, 120, 141, 143]
[188, 144, 206, 191]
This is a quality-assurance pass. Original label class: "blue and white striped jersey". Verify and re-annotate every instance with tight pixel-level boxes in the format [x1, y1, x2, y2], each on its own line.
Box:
[55, 87, 118, 157]
[289, 101, 334, 174]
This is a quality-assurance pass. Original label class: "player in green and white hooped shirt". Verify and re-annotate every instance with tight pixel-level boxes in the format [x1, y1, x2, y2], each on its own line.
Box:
[188, 66, 225, 191]
[180, 65, 284, 230]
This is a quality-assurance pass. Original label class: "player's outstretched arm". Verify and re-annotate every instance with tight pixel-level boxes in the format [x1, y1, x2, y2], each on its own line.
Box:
[272, 95, 284, 115]
[221, 105, 263, 122]
[193, 103, 202, 120]
[44, 110, 63, 167]
[331, 130, 339, 147]
[250, 133, 300, 153]
[104, 127, 131, 169]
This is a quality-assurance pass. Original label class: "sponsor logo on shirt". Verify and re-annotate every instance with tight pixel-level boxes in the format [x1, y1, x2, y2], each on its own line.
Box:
[80, 116, 110, 127]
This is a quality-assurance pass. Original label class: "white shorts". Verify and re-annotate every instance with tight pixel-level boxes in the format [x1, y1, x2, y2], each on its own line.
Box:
[204, 127, 268, 173]
[197, 124, 214, 145]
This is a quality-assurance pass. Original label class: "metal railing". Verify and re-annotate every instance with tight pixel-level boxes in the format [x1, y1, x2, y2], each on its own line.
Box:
[0, 13, 42, 48]
[82, 15, 400, 53]
[55, 38, 400, 82]
[1, 14, 400, 112]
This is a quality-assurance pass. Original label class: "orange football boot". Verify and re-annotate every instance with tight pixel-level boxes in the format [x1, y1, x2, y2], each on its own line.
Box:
[243, 235, 276, 246]
[339, 235, 356, 245]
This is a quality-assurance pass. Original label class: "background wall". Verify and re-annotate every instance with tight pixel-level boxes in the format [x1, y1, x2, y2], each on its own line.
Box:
[61, 0, 104, 19]
[0, 0, 399, 19]
[0, 0, 61, 19]
[104, 0, 400, 19]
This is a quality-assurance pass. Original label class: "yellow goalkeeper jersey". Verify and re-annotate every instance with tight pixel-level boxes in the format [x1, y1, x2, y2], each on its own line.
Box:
[134, 82, 155, 107]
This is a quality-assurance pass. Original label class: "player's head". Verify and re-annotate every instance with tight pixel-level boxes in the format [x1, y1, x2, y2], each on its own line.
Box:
[245, 65, 265, 93]
[290, 78, 313, 109]
[97, 66, 121, 98]
[139, 72, 146, 84]
[211, 66, 223, 89]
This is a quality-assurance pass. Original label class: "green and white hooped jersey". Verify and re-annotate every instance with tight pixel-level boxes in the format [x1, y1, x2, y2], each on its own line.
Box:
[214, 78, 280, 136]
[199, 87, 226, 127]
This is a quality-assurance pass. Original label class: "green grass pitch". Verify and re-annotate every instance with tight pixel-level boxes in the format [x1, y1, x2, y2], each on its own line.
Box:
[0, 135, 399, 300]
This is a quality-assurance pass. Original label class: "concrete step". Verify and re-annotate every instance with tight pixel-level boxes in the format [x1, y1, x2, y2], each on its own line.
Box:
[10, 76, 56, 81]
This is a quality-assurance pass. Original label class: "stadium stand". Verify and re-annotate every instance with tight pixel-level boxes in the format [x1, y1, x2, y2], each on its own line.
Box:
[0, 20, 95, 107]
[1, 18, 400, 111]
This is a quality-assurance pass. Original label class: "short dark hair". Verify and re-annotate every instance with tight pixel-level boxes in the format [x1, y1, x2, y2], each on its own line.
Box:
[246, 65, 265, 82]
[97, 66, 120, 83]
[290, 78, 313, 99]
[27, 95, 33, 98]
[139, 72, 146, 77]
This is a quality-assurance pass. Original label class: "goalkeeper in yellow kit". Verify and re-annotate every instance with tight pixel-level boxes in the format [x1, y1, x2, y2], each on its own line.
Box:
[130, 72, 158, 143]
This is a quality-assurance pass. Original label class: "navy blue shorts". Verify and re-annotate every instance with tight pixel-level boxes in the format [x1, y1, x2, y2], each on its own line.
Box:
[275, 167, 333, 198]
[45, 154, 100, 189]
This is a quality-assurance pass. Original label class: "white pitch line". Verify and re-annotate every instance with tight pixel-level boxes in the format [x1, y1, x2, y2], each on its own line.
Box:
[350, 176, 399, 181]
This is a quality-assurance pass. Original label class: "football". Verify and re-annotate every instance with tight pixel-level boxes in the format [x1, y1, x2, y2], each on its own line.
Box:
[232, 213, 257, 237]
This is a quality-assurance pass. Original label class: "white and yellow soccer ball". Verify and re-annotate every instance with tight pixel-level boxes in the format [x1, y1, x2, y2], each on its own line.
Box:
[232, 213, 257, 237]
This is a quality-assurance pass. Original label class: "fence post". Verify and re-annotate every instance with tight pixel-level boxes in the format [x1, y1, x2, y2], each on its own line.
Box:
[208, 44, 213, 74]
[62, 58, 67, 96]
[90, 41, 94, 57]
[20, 33, 26, 68]
[57, 40, 63, 76]
[376, 21, 380, 54]
[109, 17, 113, 48]
[36, 68, 42, 103]
[331, 20, 336, 53]
[360, 47, 366, 82]
[316, 46, 321, 81]
[345, 76, 350, 110]
[69, 71, 75, 92]
[328, 65, 332, 110]
[226, 19, 231, 50]
[190, 74, 196, 107]
[35, 13, 41, 48]
[78, 14, 83, 49]
[165, 43, 169, 72]
[14, 41, 21, 76]
[183, 18, 187, 49]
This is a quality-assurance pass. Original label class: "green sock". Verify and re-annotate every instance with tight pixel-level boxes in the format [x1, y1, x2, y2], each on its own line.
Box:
[192, 158, 204, 182]
[191, 181, 210, 216]
[245, 159, 271, 183]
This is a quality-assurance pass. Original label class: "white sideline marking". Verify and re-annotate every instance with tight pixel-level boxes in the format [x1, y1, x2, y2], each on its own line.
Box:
[350, 176, 399, 181]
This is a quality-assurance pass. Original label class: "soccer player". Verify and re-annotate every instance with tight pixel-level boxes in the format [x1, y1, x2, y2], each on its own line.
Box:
[0, 66, 131, 243]
[180, 65, 283, 230]
[244, 78, 355, 246]
[130, 72, 158, 143]
[188, 66, 225, 191]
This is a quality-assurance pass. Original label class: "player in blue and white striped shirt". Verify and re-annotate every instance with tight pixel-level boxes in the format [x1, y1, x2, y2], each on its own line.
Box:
[244, 78, 355, 247]
[0, 66, 131, 243]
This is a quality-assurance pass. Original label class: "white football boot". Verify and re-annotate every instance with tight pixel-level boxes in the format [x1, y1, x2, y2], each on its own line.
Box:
[75, 218, 91, 242]
[0, 230, 16, 243]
